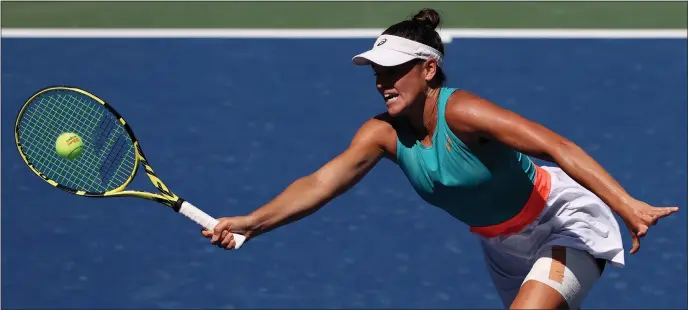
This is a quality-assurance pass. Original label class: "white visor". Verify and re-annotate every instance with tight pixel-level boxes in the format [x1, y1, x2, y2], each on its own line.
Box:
[352, 34, 443, 68]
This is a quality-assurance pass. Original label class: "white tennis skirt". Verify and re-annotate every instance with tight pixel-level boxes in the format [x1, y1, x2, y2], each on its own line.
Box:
[477, 166, 626, 303]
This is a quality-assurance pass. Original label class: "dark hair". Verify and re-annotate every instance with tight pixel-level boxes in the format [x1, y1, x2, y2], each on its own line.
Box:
[382, 8, 446, 85]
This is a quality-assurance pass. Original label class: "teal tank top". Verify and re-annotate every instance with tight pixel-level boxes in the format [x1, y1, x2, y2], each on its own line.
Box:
[395, 87, 537, 227]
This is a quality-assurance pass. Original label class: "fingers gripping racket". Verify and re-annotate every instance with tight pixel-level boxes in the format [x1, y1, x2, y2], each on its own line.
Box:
[14, 86, 246, 249]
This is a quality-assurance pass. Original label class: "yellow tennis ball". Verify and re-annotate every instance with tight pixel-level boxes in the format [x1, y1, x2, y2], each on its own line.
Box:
[55, 132, 84, 160]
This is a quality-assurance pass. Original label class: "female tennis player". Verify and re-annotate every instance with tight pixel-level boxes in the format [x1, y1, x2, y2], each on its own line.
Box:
[203, 9, 678, 309]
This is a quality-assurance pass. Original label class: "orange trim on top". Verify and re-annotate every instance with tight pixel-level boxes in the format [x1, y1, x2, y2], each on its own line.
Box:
[469, 165, 552, 238]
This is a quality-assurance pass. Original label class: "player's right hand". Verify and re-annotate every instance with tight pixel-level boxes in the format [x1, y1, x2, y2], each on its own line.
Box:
[201, 215, 255, 250]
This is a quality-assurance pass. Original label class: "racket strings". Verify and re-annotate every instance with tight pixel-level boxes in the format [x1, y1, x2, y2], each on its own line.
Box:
[17, 89, 136, 193]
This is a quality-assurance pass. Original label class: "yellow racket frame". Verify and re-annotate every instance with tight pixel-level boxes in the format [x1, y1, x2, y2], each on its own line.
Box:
[15, 86, 180, 208]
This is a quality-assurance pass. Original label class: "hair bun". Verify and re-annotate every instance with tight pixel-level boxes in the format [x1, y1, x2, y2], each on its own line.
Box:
[412, 8, 441, 30]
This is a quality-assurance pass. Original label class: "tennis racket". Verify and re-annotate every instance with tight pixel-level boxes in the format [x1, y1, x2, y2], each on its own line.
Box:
[14, 86, 246, 249]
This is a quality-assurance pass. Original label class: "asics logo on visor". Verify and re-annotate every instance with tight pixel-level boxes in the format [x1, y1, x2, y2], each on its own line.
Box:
[352, 35, 444, 68]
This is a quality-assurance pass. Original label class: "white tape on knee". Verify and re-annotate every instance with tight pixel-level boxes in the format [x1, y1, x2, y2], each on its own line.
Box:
[523, 247, 602, 309]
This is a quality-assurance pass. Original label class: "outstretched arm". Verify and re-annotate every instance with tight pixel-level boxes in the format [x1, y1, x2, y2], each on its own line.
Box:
[445, 90, 679, 254]
[206, 118, 393, 248]
[247, 119, 388, 237]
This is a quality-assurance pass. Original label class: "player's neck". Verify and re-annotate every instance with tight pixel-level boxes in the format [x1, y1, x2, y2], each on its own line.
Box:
[408, 88, 441, 140]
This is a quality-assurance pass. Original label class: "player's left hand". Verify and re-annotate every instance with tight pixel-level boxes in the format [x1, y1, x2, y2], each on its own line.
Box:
[621, 199, 678, 254]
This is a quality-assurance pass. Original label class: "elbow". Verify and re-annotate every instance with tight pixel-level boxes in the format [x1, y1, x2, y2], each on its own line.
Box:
[549, 138, 581, 165]
[302, 173, 336, 204]
[305, 173, 327, 194]
[554, 138, 576, 151]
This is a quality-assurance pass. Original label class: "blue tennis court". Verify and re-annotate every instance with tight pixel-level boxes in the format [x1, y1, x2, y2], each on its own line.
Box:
[2, 37, 686, 309]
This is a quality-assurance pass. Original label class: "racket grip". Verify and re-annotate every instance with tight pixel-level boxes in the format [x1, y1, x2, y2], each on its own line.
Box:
[178, 201, 246, 249]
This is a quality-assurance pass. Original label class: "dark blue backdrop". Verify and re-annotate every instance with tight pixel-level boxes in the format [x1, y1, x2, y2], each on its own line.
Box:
[2, 38, 686, 309]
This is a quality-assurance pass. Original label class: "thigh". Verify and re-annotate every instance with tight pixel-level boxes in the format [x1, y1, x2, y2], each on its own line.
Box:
[479, 240, 531, 308]
[510, 246, 606, 310]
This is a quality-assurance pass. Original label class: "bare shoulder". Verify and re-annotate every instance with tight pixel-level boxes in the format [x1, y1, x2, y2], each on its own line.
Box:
[444, 89, 504, 134]
[352, 112, 399, 158]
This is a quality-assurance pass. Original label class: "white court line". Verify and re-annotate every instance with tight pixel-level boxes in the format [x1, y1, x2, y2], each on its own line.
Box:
[2, 28, 687, 41]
